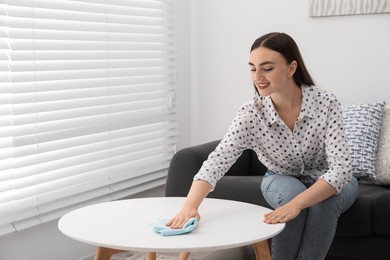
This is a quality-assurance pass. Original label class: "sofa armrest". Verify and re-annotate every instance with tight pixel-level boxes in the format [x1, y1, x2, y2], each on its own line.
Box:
[165, 140, 220, 197]
[165, 140, 268, 197]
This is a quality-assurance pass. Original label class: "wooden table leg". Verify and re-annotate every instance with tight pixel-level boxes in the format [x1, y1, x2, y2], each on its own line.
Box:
[178, 252, 190, 260]
[94, 247, 127, 260]
[252, 240, 271, 260]
[148, 252, 157, 260]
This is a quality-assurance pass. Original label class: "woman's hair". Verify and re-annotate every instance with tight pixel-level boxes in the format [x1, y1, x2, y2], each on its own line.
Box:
[251, 32, 315, 87]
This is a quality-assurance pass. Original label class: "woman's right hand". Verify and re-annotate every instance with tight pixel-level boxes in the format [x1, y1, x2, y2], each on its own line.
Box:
[165, 206, 201, 229]
[165, 180, 212, 229]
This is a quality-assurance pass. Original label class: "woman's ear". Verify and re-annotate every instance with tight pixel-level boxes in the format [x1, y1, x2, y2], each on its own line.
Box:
[288, 61, 297, 78]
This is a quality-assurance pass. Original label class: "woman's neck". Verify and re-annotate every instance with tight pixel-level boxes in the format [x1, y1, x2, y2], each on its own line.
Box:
[271, 83, 302, 131]
[271, 83, 302, 111]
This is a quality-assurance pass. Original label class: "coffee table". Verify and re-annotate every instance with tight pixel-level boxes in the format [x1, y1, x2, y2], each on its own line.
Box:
[58, 197, 284, 260]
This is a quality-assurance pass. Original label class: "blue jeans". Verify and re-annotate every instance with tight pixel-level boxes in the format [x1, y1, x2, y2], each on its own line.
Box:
[261, 171, 358, 260]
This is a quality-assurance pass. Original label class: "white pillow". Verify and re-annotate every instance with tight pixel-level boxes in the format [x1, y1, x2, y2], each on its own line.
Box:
[375, 105, 390, 185]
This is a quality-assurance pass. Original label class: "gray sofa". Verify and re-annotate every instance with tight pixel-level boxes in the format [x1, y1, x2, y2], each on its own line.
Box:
[165, 140, 390, 260]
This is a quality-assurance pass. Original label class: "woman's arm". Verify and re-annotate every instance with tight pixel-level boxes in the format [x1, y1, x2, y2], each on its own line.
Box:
[167, 103, 256, 228]
[166, 180, 212, 229]
[263, 179, 336, 224]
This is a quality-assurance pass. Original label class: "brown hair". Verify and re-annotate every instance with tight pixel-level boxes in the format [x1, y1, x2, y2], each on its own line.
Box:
[251, 32, 315, 87]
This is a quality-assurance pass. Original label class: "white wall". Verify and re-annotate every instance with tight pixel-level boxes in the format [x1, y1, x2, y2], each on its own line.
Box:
[0, 218, 96, 260]
[0, 185, 166, 260]
[190, 0, 390, 144]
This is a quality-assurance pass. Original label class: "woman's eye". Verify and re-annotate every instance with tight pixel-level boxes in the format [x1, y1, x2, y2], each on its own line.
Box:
[263, 67, 273, 72]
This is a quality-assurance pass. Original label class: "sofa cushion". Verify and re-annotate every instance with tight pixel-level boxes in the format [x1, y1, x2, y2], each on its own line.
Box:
[342, 102, 386, 181]
[328, 235, 390, 260]
[372, 190, 390, 236]
[336, 184, 389, 236]
[224, 149, 267, 177]
[209, 176, 271, 208]
[374, 105, 390, 185]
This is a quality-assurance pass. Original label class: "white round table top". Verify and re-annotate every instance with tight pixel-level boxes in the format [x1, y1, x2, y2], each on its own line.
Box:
[58, 197, 284, 253]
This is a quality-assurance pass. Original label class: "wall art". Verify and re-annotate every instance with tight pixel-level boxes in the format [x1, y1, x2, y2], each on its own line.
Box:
[309, 0, 390, 17]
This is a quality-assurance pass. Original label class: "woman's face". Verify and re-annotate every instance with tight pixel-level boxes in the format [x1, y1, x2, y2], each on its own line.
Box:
[249, 47, 297, 96]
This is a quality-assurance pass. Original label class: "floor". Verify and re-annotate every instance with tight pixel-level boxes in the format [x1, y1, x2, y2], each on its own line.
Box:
[111, 246, 257, 260]
[111, 248, 355, 260]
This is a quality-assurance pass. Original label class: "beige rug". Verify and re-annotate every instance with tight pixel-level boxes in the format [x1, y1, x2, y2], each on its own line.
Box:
[111, 251, 215, 260]
[110, 246, 256, 260]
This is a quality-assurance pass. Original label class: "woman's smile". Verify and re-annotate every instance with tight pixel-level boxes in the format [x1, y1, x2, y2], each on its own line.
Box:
[256, 81, 270, 89]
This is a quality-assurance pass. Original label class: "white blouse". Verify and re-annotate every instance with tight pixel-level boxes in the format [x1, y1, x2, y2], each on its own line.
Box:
[194, 85, 352, 194]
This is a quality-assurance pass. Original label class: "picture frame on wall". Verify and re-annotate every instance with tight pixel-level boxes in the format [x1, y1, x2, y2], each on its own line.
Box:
[309, 0, 390, 17]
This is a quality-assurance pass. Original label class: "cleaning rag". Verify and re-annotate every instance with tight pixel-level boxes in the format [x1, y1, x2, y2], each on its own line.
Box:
[151, 218, 198, 236]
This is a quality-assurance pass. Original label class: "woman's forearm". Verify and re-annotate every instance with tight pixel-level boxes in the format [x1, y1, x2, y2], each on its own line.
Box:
[166, 180, 212, 228]
[290, 179, 337, 210]
[184, 180, 213, 209]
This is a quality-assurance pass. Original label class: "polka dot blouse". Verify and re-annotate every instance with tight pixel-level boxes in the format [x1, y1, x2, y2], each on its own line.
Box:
[194, 85, 352, 194]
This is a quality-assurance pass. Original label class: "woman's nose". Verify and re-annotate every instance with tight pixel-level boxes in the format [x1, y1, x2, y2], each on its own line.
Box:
[255, 69, 265, 78]
[255, 71, 265, 80]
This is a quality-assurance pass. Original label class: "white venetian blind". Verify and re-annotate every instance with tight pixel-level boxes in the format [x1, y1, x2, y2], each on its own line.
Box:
[0, 0, 176, 235]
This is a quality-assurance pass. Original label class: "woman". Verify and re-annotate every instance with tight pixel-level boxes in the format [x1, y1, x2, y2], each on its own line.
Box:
[167, 32, 358, 260]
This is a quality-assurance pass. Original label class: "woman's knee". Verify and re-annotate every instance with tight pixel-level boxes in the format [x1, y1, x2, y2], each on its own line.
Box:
[261, 174, 307, 208]
[309, 177, 359, 217]
[340, 177, 359, 213]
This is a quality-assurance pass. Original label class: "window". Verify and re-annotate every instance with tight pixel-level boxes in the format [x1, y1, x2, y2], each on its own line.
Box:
[0, 0, 176, 235]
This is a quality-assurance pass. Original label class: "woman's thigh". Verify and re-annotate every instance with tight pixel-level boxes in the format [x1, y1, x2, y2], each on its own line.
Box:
[311, 176, 359, 215]
[261, 172, 307, 208]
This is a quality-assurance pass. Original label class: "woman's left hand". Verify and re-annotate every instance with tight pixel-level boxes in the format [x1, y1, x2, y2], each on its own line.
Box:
[263, 179, 337, 224]
[263, 202, 301, 224]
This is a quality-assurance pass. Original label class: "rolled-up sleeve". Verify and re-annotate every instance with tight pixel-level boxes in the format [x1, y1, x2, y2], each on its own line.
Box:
[320, 99, 352, 193]
[193, 104, 252, 189]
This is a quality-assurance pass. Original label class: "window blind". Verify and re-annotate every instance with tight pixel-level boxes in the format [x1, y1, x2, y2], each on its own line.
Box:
[0, 0, 176, 235]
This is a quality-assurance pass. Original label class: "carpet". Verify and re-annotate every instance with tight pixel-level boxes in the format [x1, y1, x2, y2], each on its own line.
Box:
[111, 251, 215, 260]
[110, 246, 257, 260]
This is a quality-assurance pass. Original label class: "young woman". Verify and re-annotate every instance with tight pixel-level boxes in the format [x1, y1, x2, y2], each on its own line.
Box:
[167, 32, 359, 260]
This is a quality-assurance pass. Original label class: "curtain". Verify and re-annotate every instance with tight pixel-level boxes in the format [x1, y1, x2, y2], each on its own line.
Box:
[0, 0, 176, 235]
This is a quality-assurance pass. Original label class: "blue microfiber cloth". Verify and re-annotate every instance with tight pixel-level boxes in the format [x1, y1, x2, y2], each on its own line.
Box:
[151, 218, 198, 236]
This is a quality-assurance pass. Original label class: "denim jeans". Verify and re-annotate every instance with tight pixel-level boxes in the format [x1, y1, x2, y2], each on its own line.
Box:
[261, 171, 359, 260]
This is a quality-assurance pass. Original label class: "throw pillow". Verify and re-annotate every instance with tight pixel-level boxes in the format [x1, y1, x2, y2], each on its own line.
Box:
[374, 105, 390, 185]
[342, 102, 386, 181]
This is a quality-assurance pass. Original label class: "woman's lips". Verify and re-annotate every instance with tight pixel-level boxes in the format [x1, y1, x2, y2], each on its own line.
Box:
[257, 82, 270, 89]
